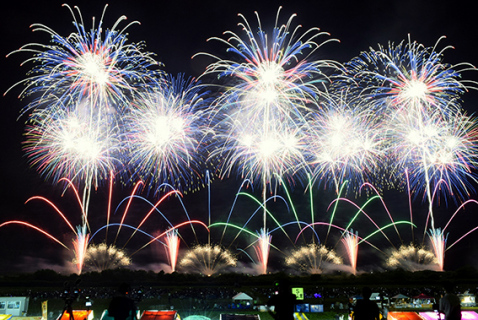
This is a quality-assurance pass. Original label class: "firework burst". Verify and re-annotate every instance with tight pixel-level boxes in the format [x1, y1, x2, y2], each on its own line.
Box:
[179, 244, 237, 276]
[7, 5, 166, 262]
[6, 4, 163, 117]
[198, 7, 339, 119]
[82, 243, 131, 272]
[285, 243, 342, 274]
[306, 93, 386, 194]
[337, 36, 475, 115]
[386, 243, 439, 271]
[23, 105, 123, 187]
[209, 117, 309, 187]
[335, 36, 478, 239]
[386, 109, 478, 204]
[201, 7, 340, 188]
[122, 74, 210, 194]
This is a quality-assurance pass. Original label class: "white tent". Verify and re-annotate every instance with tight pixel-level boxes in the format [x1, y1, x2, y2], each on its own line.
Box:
[391, 294, 410, 308]
[232, 293, 253, 302]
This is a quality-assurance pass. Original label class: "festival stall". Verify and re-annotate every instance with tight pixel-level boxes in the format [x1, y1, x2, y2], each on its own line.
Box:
[420, 311, 478, 320]
[230, 293, 254, 309]
[388, 311, 423, 320]
[0, 297, 29, 317]
[57, 310, 93, 320]
[459, 292, 476, 307]
[140, 310, 180, 320]
[391, 294, 410, 308]
[411, 294, 435, 308]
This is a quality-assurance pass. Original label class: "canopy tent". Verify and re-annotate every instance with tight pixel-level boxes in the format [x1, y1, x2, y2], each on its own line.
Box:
[388, 312, 422, 320]
[392, 294, 410, 299]
[57, 310, 93, 320]
[140, 311, 179, 320]
[232, 293, 253, 302]
[230, 293, 254, 310]
[421, 311, 478, 320]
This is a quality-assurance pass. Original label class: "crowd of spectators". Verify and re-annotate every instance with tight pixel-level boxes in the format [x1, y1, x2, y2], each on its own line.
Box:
[2, 282, 477, 315]
[6, 283, 474, 308]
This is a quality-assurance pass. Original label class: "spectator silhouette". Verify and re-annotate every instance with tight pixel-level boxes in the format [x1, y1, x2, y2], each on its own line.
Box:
[353, 287, 380, 320]
[107, 283, 137, 320]
[268, 278, 297, 320]
[439, 281, 461, 320]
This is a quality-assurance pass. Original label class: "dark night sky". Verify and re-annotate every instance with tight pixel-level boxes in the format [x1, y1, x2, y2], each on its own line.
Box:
[1, 0, 478, 275]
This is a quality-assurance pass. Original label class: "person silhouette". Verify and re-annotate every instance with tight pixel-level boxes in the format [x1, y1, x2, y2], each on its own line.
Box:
[107, 283, 137, 320]
[439, 281, 461, 320]
[268, 278, 297, 320]
[353, 287, 380, 320]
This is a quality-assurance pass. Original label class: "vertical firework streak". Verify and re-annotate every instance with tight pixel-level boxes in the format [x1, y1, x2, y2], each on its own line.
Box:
[1, 174, 196, 273]
[24, 177, 103, 273]
[207, 188, 291, 275]
[6, 5, 164, 273]
[202, 174, 292, 275]
[428, 228, 447, 271]
[334, 182, 433, 271]
[229, 178, 411, 274]
[341, 229, 359, 275]
[336, 36, 478, 268]
[47, 177, 91, 274]
[72, 227, 90, 274]
[164, 229, 180, 272]
[336, 180, 478, 271]
[0, 178, 89, 273]
[424, 196, 478, 271]
[9, 3, 163, 189]
[23, 108, 123, 267]
[253, 229, 272, 275]
[199, 7, 339, 273]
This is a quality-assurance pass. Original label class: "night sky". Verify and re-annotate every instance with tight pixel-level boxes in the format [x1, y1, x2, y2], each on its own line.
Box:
[1, 0, 478, 275]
